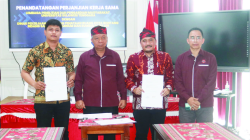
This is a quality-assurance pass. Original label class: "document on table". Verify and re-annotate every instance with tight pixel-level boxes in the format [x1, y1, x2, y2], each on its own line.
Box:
[77, 113, 112, 119]
[95, 118, 136, 125]
[44, 67, 68, 101]
[141, 74, 163, 108]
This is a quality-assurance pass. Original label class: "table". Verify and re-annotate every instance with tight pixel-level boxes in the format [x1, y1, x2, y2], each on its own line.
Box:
[79, 116, 133, 140]
[0, 96, 180, 140]
[80, 124, 132, 140]
[153, 123, 243, 140]
[0, 127, 64, 140]
[214, 93, 235, 128]
[1, 96, 179, 114]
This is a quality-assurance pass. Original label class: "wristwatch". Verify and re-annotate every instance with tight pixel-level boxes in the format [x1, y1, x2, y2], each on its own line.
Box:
[165, 85, 172, 91]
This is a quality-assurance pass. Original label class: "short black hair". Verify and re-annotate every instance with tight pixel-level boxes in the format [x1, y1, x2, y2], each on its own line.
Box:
[45, 19, 62, 30]
[188, 27, 204, 38]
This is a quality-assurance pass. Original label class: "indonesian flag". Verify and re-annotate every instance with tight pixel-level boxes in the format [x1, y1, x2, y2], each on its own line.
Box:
[146, 1, 155, 33]
[153, 1, 159, 50]
[146, 1, 159, 50]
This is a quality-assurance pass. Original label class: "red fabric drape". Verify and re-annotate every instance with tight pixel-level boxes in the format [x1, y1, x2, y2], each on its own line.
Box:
[156, 0, 191, 13]
[216, 72, 233, 121]
[217, 72, 242, 127]
[219, 0, 243, 10]
[217, 0, 242, 127]
[1, 104, 83, 113]
[1, 115, 180, 140]
[236, 73, 242, 127]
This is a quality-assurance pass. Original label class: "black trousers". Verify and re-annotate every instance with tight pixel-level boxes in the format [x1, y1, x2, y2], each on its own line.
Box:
[34, 101, 70, 140]
[83, 106, 118, 140]
[133, 109, 166, 140]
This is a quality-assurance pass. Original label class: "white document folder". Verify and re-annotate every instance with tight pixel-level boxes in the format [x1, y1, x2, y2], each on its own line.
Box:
[141, 74, 163, 108]
[44, 67, 68, 101]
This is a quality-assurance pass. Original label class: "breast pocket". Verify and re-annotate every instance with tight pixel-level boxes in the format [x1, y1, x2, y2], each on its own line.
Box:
[197, 64, 210, 78]
[105, 64, 117, 78]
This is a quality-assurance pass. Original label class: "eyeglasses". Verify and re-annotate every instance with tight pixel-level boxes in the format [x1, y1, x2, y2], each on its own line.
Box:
[189, 36, 202, 41]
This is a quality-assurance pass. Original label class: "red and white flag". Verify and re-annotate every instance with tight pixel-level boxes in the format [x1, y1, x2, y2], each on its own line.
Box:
[153, 1, 159, 50]
[146, 1, 155, 33]
[145, 1, 159, 50]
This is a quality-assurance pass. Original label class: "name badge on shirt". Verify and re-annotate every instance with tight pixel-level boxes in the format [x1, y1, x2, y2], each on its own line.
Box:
[106, 64, 116, 66]
[198, 64, 209, 66]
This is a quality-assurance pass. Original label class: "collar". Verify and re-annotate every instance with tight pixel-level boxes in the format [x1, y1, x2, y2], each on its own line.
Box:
[140, 50, 156, 58]
[44, 41, 62, 53]
[90, 46, 112, 56]
[188, 49, 204, 57]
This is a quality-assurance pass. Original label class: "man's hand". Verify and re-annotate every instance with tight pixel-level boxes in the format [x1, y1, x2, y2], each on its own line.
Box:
[33, 81, 46, 90]
[118, 100, 127, 109]
[67, 72, 75, 88]
[161, 88, 170, 96]
[187, 97, 200, 110]
[133, 87, 144, 95]
[191, 100, 200, 110]
[67, 79, 74, 88]
[75, 100, 85, 109]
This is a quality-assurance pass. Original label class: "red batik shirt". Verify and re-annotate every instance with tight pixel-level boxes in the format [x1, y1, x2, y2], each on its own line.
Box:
[125, 50, 174, 109]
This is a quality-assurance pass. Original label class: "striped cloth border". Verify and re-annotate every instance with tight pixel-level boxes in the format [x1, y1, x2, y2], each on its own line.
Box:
[206, 123, 242, 140]
[159, 123, 242, 140]
[0, 127, 60, 140]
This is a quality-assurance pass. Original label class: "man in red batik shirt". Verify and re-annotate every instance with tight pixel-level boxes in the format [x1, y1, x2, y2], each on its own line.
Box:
[125, 28, 174, 140]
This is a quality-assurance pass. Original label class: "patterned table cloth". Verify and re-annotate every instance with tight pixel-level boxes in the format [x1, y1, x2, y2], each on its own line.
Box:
[0, 98, 180, 140]
[1, 97, 179, 114]
[0, 127, 63, 140]
[78, 114, 130, 126]
[158, 123, 242, 140]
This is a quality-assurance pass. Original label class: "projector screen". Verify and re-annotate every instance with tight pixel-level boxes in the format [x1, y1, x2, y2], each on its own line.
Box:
[8, 0, 126, 51]
[158, 10, 250, 72]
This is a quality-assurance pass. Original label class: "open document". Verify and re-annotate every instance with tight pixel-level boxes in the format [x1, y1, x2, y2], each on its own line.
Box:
[141, 75, 163, 108]
[44, 67, 67, 101]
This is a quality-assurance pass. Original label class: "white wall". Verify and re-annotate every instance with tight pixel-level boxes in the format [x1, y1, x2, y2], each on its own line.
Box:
[0, 0, 150, 100]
